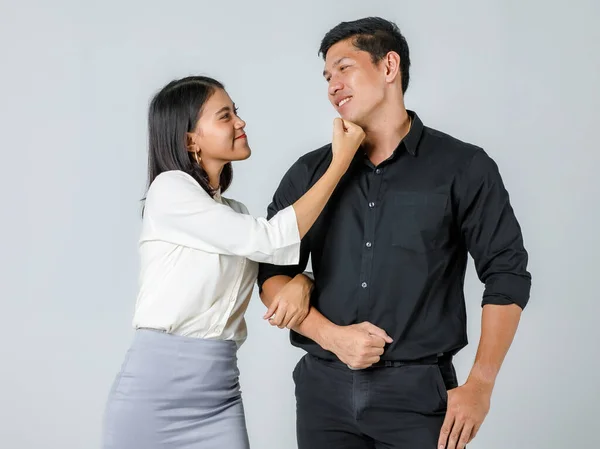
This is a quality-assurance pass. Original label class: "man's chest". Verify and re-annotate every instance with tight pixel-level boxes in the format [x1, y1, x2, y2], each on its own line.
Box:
[307, 167, 457, 256]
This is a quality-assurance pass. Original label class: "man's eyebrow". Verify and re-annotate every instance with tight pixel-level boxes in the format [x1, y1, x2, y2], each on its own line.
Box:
[323, 57, 351, 77]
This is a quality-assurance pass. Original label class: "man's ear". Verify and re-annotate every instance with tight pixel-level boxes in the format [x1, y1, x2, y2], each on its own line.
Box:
[383, 51, 401, 84]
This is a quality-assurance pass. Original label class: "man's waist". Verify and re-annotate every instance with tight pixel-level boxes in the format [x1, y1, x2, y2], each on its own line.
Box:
[291, 332, 463, 363]
[372, 352, 452, 367]
[309, 352, 452, 367]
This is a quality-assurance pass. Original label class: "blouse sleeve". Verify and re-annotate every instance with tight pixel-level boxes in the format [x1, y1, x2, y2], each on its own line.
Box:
[142, 171, 301, 265]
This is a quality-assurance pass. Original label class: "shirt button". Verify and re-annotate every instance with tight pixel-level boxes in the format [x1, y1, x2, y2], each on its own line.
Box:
[368, 202, 375, 208]
[361, 282, 368, 288]
[375, 169, 381, 174]
[366, 242, 372, 248]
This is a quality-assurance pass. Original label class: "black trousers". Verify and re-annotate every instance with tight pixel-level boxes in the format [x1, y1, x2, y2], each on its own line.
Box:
[294, 354, 458, 449]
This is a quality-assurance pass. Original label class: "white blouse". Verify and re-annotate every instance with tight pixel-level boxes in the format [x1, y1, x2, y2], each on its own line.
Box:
[132, 170, 301, 345]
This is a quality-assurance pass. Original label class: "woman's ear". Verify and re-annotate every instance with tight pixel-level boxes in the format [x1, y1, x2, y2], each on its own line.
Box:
[186, 132, 199, 153]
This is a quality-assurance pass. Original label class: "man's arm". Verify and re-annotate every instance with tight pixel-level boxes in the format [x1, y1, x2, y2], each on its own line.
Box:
[260, 275, 393, 369]
[260, 275, 335, 345]
[438, 149, 531, 449]
[439, 304, 521, 449]
[468, 304, 521, 388]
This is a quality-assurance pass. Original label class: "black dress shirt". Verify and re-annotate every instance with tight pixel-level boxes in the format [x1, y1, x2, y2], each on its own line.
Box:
[258, 111, 531, 362]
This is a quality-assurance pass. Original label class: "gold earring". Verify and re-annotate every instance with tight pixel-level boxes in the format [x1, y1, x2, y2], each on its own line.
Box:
[193, 151, 201, 165]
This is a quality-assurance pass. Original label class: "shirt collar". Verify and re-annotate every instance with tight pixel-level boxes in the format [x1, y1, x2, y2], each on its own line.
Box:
[402, 110, 424, 157]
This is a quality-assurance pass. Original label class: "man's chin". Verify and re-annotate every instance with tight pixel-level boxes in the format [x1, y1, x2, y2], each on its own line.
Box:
[339, 111, 358, 124]
[343, 116, 366, 129]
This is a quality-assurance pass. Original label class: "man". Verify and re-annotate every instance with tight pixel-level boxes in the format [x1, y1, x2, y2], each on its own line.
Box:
[258, 17, 531, 449]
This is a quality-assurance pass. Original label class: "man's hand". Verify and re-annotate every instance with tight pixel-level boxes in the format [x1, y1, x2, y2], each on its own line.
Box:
[263, 273, 313, 329]
[437, 379, 492, 449]
[323, 322, 393, 369]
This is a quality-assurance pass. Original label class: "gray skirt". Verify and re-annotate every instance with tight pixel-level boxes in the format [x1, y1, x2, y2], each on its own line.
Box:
[102, 329, 249, 449]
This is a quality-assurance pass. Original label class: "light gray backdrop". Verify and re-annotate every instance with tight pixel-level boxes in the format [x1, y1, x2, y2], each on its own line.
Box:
[2, 0, 598, 448]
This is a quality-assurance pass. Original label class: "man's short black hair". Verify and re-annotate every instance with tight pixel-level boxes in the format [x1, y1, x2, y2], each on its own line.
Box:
[319, 17, 411, 93]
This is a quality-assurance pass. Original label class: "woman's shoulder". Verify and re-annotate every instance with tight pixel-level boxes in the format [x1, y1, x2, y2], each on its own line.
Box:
[147, 170, 211, 198]
[145, 170, 212, 213]
[150, 170, 200, 190]
[146, 170, 249, 214]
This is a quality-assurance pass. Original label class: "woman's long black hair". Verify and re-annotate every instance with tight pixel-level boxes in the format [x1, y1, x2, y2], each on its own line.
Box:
[145, 76, 233, 202]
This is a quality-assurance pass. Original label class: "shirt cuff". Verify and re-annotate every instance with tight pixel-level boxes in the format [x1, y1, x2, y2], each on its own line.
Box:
[269, 205, 301, 266]
[481, 273, 531, 309]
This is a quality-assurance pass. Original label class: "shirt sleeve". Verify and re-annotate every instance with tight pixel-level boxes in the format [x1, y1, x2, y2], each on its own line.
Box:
[142, 171, 301, 265]
[257, 159, 312, 292]
[456, 149, 532, 309]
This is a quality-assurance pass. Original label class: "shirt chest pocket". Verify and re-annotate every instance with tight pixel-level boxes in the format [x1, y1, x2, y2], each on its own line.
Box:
[391, 192, 448, 253]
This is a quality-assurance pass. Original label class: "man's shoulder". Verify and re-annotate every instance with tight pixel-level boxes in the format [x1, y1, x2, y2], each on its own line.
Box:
[295, 143, 333, 168]
[421, 125, 483, 159]
[279, 143, 332, 185]
[421, 125, 502, 178]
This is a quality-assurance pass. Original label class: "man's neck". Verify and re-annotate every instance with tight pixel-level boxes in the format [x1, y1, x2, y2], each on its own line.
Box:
[362, 106, 411, 166]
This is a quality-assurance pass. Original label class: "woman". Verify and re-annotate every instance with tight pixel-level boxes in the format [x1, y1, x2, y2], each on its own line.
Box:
[102, 75, 364, 449]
